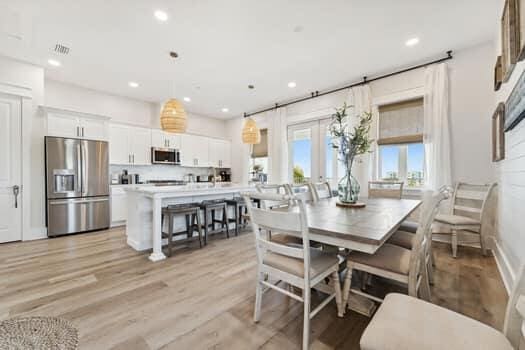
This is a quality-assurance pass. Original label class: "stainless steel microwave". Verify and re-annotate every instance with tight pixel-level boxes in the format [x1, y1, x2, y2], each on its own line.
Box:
[151, 147, 181, 165]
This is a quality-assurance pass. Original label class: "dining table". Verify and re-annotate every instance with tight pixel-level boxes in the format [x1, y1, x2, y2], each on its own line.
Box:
[284, 196, 421, 316]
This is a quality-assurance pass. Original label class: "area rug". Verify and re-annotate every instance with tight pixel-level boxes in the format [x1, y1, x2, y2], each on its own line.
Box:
[0, 316, 78, 350]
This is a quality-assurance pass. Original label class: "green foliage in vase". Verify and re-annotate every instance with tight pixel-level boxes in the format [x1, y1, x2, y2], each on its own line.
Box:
[329, 102, 373, 169]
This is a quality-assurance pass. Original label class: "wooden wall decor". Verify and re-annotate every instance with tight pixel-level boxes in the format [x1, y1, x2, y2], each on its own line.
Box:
[505, 70, 525, 131]
[519, 0, 525, 60]
[494, 56, 504, 91]
[502, 0, 520, 81]
[492, 103, 505, 162]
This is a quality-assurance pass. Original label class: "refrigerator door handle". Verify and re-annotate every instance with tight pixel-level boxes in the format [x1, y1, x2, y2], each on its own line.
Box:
[81, 143, 88, 196]
[49, 198, 109, 205]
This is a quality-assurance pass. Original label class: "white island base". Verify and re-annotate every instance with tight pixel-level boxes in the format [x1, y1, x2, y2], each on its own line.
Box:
[125, 183, 254, 262]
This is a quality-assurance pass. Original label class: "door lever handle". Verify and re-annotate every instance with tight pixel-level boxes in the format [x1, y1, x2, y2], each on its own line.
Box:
[13, 185, 20, 208]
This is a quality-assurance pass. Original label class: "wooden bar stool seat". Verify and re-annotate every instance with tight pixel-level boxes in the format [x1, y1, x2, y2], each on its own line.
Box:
[226, 197, 249, 236]
[199, 199, 230, 244]
[161, 203, 203, 257]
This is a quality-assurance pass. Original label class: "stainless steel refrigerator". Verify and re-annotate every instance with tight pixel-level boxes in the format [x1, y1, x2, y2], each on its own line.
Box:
[45, 136, 110, 237]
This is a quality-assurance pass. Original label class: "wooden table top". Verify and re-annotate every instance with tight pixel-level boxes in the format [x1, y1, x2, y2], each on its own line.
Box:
[303, 197, 421, 250]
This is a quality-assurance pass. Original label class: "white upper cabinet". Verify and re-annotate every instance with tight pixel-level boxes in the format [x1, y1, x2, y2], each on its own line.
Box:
[209, 139, 231, 168]
[130, 127, 151, 165]
[180, 134, 209, 167]
[109, 123, 151, 165]
[151, 129, 181, 149]
[44, 108, 109, 141]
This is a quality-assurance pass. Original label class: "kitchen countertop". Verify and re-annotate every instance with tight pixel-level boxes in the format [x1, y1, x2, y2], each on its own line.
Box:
[123, 183, 254, 198]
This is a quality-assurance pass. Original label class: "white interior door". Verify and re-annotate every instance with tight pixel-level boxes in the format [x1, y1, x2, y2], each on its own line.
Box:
[0, 94, 22, 243]
[287, 118, 340, 186]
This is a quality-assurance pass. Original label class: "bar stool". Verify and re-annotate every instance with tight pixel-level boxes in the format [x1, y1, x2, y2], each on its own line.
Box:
[161, 203, 203, 257]
[226, 197, 249, 236]
[199, 200, 230, 244]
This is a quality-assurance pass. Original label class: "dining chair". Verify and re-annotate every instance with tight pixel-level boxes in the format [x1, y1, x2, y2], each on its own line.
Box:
[433, 182, 497, 258]
[388, 186, 453, 284]
[286, 183, 317, 203]
[242, 191, 342, 350]
[368, 181, 404, 199]
[341, 191, 447, 316]
[255, 183, 301, 246]
[359, 264, 525, 350]
[308, 181, 333, 201]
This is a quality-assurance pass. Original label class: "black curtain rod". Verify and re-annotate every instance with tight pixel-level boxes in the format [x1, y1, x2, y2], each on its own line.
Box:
[243, 50, 453, 118]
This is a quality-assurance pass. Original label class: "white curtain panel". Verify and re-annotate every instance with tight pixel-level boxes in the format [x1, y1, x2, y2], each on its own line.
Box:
[349, 84, 372, 196]
[423, 63, 452, 191]
[268, 107, 288, 184]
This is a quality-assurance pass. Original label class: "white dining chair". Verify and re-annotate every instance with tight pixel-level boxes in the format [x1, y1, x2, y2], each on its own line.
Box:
[242, 191, 342, 350]
[368, 181, 404, 199]
[341, 191, 447, 316]
[433, 182, 496, 258]
[388, 186, 453, 284]
[309, 181, 333, 200]
[360, 265, 525, 350]
[255, 183, 302, 245]
[286, 183, 317, 203]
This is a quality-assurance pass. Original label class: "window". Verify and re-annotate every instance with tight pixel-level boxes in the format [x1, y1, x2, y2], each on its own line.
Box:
[290, 128, 312, 183]
[250, 129, 269, 183]
[378, 98, 425, 188]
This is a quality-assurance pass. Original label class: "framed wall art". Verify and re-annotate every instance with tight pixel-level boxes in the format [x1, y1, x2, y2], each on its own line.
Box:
[505, 70, 525, 131]
[492, 103, 505, 162]
[495, 56, 503, 91]
[501, 0, 520, 81]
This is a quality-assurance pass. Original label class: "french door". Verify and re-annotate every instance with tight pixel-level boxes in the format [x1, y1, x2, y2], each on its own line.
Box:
[287, 119, 340, 186]
[0, 93, 22, 243]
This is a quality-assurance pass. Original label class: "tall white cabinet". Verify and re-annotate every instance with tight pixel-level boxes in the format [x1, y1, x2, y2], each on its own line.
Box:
[151, 129, 181, 149]
[44, 107, 109, 141]
[209, 139, 231, 168]
[109, 124, 151, 165]
[180, 134, 210, 167]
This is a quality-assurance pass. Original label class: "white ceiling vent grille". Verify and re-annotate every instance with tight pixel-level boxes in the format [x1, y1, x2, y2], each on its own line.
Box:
[54, 44, 70, 55]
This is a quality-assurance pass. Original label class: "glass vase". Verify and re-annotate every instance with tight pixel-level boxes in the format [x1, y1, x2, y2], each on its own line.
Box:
[338, 170, 360, 203]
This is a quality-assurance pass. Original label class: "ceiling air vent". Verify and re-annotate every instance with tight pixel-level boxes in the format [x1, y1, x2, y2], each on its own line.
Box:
[54, 44, 70, 55]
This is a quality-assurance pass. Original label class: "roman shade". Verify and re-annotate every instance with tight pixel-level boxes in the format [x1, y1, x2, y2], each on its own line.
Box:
[377, 98, 423, 145]
[251, 128, 268, 158]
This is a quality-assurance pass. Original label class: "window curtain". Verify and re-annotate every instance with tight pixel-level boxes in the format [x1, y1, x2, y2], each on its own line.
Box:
[268, 107, 288, 184]
[423, 63, 452, 191]
[349, 85, 372, 196]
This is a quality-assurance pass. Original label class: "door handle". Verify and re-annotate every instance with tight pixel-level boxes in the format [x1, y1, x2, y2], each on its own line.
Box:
[13, 185, 20, 208]
[82, 127, 85, 137]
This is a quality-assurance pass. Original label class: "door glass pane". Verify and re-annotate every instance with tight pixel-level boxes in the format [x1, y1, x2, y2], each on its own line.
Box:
[407, 143, 425, 187]
[380, 145, 400, 180]
[291, 128, 311, 183]
[324, 131, 334, 183]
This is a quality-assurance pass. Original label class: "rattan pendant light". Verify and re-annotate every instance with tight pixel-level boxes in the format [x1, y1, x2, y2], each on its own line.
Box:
[242, 117, 261, 144]
[160, 99, 187, 133]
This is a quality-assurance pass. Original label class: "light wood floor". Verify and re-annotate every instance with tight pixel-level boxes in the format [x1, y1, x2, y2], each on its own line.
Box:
[0, 228, 507, 349]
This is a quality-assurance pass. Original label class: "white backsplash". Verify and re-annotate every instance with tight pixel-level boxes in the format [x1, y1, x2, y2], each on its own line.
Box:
[110, 164, 212, 182]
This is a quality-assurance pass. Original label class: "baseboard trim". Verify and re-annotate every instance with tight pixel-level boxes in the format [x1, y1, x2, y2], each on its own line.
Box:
[491, 237, 515, 295]
[23, 227, 48, 241]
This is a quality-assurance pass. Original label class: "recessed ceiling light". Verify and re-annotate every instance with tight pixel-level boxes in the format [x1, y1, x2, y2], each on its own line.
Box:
[183, 97, 191, 102]
[128, 81, 139, 88]
[288, 81, 297, 88]
[405, 37, 420, 47]
[47, 59, 61, 67]
[222, 108, 229, 113]
[154, 10, 168, 22]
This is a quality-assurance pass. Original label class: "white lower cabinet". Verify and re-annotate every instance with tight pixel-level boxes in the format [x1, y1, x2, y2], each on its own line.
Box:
[111, 187, 127, 226]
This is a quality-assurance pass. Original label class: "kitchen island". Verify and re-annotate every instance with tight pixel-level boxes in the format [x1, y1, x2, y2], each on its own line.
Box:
[124, 183, 254, 262]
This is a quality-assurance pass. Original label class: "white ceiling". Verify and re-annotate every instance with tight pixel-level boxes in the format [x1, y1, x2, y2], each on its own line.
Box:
[0, 0, 499, 119]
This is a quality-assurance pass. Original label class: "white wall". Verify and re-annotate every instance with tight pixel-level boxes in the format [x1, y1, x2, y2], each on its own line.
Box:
[493, 0, 525, 289]
[0, 56, 45, 238]
[229, 42, 496, 188]
[46, 79, 228, 139]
